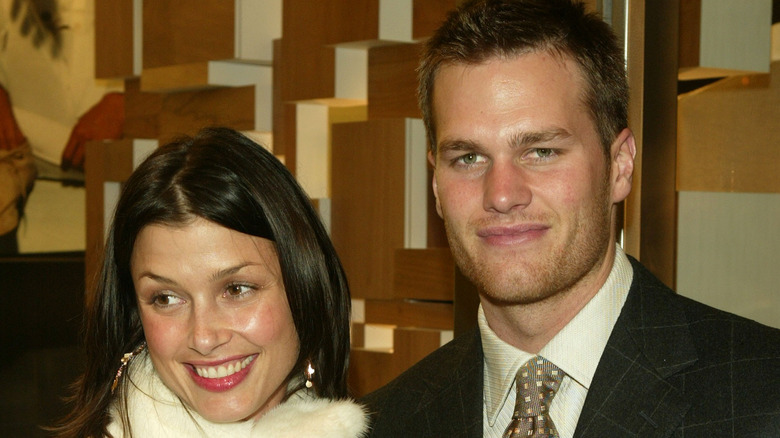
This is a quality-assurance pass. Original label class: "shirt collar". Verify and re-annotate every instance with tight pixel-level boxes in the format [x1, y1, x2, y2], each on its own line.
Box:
[479, 245, 634, 426]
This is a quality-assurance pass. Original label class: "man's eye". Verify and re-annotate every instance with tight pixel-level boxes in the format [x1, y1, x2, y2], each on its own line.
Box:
[536, 148, 554, 158]
[460, 153, 479, 164]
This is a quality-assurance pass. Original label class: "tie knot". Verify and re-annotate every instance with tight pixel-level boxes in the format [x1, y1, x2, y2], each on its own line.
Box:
[515, 356, 564, 419]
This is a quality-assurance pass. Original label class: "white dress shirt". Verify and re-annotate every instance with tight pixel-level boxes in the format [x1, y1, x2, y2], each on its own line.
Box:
[481, 245, 634, 438]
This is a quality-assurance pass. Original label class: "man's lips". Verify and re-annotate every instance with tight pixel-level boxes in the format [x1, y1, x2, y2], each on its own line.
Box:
[476, 224, 549, 244]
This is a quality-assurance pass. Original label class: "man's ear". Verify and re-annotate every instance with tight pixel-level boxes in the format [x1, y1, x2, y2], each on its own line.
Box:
[428, 150, 443, 218]
[610, 128, 636, 204]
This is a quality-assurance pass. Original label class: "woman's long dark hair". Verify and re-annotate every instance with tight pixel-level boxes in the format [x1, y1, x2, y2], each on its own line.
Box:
[51, 127, 351, 437]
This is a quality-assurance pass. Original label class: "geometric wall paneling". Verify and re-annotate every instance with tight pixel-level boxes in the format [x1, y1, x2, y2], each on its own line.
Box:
[677, 191, 780, 329]
[279, 0, 379, 103]
[393, 248, 454, 301]
[141, 61, 273, 131]
[378, 0, 457, 42]
[95, 0, 137, 78]
[157, 85, 256, 143]
[679, 0, 772, 80]
[123, 78, 163, 139]
[335, 45, 369, 100]
[143, 0, 232, 68]
[349, 326, 451, 396]
[348, 348, 394, 397]
[84, 139, 157, 285]
[331, 118, 427, 300]
[410, 0, 460, 40]
[295, 100, 368, 199]
[677, 63, 780, 193]
[368, 42, 424, 119]
[143, 0, 281, 69]
[364, 299, 454, 330]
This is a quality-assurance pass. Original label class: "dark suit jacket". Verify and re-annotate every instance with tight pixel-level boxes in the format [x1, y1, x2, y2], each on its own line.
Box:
[361, 257, 780, 437]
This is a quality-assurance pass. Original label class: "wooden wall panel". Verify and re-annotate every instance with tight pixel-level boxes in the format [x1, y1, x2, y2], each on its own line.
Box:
[95, 0, 134, 79]
[124, 79, 162, 139]
[348, 327, 443, 397]
[84, 139, 135, 285]
[365, 299, 454, 330]
[143, 0, 234, 69]
[331, 119, 407, 300]
[412, 0, 457, 39]
[280, 0, 380, 102]
[140, 63, 211, 93]
[393, 248, 454, 301]
[158, 86, 256, 143]
[368, 43, 423, 119]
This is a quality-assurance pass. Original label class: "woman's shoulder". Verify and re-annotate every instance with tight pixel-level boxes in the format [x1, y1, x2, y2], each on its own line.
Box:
[253, 392, 368, 438]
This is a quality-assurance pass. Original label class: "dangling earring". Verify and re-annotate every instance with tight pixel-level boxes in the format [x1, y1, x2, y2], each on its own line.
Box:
[305, 361, 315, 389]
[111, 342, 147, 394]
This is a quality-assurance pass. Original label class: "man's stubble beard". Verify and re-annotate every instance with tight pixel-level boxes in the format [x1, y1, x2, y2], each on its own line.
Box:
[444, 178, 613, 306]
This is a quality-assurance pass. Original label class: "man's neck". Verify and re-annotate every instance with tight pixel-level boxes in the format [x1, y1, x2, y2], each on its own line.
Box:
[481, 244, 617, 353]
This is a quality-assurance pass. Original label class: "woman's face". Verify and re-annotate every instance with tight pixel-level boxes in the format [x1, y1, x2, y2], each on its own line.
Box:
[131, 218, 299, 422]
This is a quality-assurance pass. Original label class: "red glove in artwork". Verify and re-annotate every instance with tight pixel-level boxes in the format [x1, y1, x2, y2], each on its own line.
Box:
[0, 84, 26, 151]
[61, 92, 125, 171]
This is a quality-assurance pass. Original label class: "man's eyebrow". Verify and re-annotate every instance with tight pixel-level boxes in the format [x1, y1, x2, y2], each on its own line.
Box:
[509, 129, 571, 148]
[437, 139, 482, 154]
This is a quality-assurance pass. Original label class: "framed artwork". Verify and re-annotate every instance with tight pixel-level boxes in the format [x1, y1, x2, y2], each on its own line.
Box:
[0, 0, 122, 255]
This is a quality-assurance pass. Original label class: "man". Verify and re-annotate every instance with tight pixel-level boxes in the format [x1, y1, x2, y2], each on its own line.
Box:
[362, 1, 780, 437]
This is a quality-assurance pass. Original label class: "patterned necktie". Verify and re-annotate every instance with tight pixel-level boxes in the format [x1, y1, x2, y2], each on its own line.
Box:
[503, 356, 565, 438]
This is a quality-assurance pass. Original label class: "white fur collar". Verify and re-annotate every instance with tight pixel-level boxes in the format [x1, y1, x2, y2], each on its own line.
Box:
[108, 353, 367, 437]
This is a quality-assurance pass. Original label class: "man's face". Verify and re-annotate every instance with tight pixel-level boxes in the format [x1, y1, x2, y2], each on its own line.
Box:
[430, 52, 631, 305]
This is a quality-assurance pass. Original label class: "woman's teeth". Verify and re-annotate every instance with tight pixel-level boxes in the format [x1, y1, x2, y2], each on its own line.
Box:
[194, 355, 255, 379]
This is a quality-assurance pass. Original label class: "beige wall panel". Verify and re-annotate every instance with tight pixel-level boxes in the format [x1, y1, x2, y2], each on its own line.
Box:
[95, 0, 134, 78]
[677, 191, 780, 329]
[678, 65, 780, 193]
[331, 119, 407, 300]
[143, 0, 234, 69]
[368, 42, 422, 119]
[678, 0, 772, 80]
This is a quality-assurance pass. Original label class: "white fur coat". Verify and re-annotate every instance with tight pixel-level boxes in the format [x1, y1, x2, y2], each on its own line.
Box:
[107, 353, 368, 437]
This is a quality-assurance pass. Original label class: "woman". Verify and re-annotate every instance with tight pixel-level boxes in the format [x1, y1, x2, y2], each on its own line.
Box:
[53, 127, 367, 437]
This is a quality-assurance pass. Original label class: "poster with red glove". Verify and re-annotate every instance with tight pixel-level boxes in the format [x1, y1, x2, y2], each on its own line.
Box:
[0, 0, 123, 255]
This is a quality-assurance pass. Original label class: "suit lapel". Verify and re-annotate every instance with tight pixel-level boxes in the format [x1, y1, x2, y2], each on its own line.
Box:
[575, 258, 696, 438]
[405, 329, 484, 437]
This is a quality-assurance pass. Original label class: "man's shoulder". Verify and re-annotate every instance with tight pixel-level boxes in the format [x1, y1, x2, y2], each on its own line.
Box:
[360, 328, 483, 433]
[629, 256, 780, 347]
[362, 328, 481, 407]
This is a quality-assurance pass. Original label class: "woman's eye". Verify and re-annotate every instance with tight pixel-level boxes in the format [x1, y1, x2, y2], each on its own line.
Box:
[225, 283, 254, 298]
[152, 294, 184, 307]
